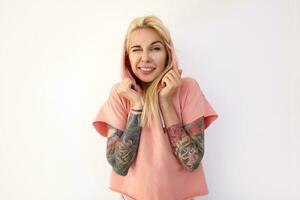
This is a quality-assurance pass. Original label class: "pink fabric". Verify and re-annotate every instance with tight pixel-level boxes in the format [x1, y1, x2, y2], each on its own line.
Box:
[92, 36, 218, 200]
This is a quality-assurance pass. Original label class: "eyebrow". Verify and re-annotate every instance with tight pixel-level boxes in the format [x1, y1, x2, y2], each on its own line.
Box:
[130, 41, 163, 49]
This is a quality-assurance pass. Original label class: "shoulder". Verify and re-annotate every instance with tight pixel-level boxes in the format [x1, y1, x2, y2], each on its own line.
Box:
[107, 81, 122, 97]
[180, 77, 202, 94]
[178, 77, 206, 106]
[181, 77, 199, 87]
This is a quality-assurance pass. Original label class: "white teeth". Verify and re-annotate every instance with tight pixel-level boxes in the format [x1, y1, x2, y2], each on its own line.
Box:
[140, 67, 154, 71]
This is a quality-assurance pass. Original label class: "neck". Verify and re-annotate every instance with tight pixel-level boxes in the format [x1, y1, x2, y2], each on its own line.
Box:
[135, 78, 150, 91]
[141, 82, 150, 90]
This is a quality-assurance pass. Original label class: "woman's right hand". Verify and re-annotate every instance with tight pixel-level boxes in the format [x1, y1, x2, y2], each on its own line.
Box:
[117, 78, 143, 107]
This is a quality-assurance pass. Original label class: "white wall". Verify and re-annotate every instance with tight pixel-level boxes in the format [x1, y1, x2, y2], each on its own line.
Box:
[0, 0, 299, 199]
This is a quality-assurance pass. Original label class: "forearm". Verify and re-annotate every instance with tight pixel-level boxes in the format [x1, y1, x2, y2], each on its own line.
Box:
[159, 98, 203, 171]
[107, 104, 143, 176]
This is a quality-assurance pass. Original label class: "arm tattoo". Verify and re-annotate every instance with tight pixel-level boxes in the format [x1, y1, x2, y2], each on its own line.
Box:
[106, 112, 142, 176]
[166, 116, 205, 171]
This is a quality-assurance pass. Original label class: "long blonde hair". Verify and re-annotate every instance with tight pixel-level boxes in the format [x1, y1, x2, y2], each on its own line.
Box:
[125, 15, 177, 128]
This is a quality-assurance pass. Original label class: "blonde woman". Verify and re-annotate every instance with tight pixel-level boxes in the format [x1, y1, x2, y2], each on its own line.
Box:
[93, 15, 218, 200]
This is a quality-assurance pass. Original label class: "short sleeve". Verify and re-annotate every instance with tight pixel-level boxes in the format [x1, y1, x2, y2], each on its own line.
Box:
[181, 77, 218, 130]
[92, 83, 128, 137]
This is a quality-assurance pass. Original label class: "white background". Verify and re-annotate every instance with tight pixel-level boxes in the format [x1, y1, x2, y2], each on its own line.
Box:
[1, 0, 299, 199]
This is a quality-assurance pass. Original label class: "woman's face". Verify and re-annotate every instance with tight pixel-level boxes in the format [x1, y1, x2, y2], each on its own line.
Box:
[128, 28, 167, 86]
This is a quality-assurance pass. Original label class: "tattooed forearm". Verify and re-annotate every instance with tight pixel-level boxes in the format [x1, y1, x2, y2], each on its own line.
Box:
[106, 111, 142, 176]
[166, 116, 205, 171]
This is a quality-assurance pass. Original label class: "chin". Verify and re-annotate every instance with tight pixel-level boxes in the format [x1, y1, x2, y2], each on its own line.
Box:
[139, 78, 154, 83]
[138, 75, 159, 83]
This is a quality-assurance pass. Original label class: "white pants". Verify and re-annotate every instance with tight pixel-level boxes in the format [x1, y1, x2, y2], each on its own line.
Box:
[119, 194, 205, 200]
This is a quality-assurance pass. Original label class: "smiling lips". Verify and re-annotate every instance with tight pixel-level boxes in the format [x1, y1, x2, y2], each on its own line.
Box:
[138, 67, 156, 74]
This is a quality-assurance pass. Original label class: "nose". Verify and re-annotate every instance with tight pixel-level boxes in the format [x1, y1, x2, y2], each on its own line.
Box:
[141, 50, 150, 63]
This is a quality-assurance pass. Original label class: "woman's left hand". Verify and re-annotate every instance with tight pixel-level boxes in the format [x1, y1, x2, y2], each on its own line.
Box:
[159, 68, 182, 101]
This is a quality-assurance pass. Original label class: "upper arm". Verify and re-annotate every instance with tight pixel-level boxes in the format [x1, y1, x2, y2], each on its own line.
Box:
[92, 83, 128, 138]
[181, 77, 218, 130]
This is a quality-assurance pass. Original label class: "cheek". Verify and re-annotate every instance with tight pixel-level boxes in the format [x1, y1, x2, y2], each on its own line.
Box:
[129, 55, 138, 68]
[154, 53, 167, 66]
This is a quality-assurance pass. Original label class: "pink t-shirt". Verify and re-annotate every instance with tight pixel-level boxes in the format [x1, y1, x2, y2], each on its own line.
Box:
[92, 36, 218, 200]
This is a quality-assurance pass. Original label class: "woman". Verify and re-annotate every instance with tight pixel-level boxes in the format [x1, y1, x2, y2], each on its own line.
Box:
[92, 15, 218, 200]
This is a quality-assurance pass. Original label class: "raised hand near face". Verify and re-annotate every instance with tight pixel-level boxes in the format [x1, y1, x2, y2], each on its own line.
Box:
[117, 78, 143, 107]
[159, 68, 183, 101]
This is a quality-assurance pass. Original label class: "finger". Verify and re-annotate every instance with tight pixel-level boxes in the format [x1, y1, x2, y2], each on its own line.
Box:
[124, 79, 131, 87]
[178, 69, 182, 76]
[177, 69, 182, 78]
[173, 67, 181, 77]
[125, 80, 134, 90]
[163, 72, 175, 85]
[127, 78, 133, 84]
[169, 70, 181, 85]
[172, 68, 182, 81]
[164, 75, 172, 87]
[161, 76, 167, 87]
[164, 69, 180, 85]
[122, 78, 129, 86]
[165, 72, 179, 87]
